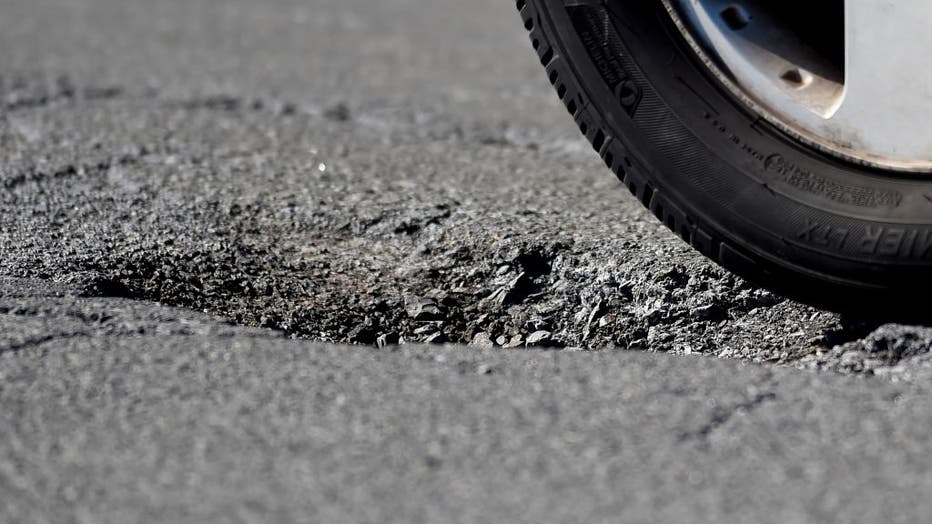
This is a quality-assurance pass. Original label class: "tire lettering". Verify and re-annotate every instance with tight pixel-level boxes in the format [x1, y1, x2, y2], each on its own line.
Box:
[879, 228, 906, 256]
[703, 115, 903, 210]
[797, 220, 848, 250]
[915, 230, 932, 258]
[573, 9, 643, 117]
[859, 226, 883, 254]
[847, 226, 932, 258]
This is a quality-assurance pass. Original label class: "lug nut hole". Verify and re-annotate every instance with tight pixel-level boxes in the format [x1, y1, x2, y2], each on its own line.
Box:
[720, 5, 750, 30]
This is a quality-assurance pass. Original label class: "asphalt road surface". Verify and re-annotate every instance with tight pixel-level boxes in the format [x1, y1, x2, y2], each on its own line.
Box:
[3, 0, 932, 522]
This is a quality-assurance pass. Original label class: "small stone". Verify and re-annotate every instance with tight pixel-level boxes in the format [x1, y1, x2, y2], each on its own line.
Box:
[375, 333, 390, 349]
[503, 335, 524, 348]
[526, 330, 552, 347]
[425, 288, 448, 301]
[425, 332, 447, 345]
[476, 364, 494, 375]
[841, 350, 864, 366]
[471, 332, 495, 349]
[647, 326, 673, 346]
[690, 304, 726, 321]
[405, 295, 442, 320]
[483, 287, 508, 308]
[573, 309, 589, 324]
[414, 324, 440, 335]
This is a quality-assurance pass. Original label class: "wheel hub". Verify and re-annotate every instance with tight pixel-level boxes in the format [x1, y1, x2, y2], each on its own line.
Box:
[664, 0, 932, 173]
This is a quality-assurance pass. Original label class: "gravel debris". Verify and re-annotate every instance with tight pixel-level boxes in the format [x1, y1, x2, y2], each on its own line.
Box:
[0, 0, 927, 381]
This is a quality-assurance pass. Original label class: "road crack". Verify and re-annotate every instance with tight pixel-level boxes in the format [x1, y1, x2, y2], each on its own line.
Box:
[0, 332, 91, 356]
[679, 391, 777, 443]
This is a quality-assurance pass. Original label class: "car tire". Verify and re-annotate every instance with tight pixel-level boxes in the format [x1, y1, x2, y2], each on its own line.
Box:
[517, 0, 932, 314]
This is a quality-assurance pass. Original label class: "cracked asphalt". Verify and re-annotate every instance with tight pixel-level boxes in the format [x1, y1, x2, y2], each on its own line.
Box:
[3, 0, 932, 522]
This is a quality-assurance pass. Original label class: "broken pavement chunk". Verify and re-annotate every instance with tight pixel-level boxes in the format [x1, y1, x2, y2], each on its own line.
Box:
[404, 295, 442, 321]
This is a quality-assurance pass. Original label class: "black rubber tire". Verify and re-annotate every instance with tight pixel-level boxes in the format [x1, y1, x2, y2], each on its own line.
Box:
[518, 0, 932, 315]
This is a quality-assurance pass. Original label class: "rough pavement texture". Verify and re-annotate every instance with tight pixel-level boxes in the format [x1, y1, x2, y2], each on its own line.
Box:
[2, 0, 932, 521]
[3, 278, 932, 524]
[2, 0, 930, 374]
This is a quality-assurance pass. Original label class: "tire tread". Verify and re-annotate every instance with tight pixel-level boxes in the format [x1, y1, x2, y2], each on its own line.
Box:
[517, 0, 727, 265]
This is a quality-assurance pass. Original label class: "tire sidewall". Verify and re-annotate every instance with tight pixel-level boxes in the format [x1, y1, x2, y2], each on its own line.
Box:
[539, 0, 932, 297]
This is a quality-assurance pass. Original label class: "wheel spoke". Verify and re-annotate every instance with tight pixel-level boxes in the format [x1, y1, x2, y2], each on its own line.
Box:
[827, 0, 932, 165]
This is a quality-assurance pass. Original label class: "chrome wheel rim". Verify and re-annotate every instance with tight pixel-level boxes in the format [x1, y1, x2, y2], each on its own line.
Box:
[663, 0, 932, 173]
